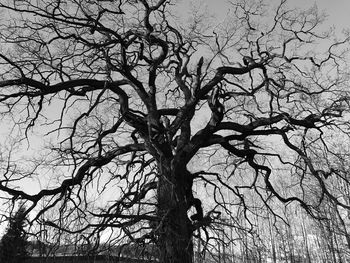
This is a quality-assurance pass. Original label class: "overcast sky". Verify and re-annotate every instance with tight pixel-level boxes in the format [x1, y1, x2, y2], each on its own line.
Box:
[291, 0, 350, 28]
[2, 0, 348, 198]
[199, 0, 350, 33]
[0, 0, 349, 223]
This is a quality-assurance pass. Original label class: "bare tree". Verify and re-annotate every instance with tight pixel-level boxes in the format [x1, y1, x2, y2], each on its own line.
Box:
[0, 0, 350, 262]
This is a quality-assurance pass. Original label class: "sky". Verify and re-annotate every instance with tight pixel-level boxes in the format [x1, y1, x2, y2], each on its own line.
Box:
[1, 0, 350, 231]
[290, 0, 349, 28]
[200, 0, 350, 33]
[2, 0, 348, 192]
[0, 0, 347, 199]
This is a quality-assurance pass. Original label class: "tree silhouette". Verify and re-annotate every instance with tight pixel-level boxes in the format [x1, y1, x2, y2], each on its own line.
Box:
[0, 1, 349, 262]
[0, 206, 28, 263]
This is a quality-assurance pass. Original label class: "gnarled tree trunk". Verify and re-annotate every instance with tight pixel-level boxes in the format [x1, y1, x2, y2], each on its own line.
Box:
[156, 159, 194, 263]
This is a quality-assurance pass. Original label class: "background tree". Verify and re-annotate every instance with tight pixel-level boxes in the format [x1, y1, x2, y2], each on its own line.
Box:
[0, 0, 350, 262]
[0, 206, 28, 263]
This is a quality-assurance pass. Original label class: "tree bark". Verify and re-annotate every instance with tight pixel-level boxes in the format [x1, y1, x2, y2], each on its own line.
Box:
[156, 159, 194, 263]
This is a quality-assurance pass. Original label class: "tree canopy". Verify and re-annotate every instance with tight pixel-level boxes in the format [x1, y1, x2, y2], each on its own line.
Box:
[0, 206, 28, 263]
[0, 0, 350, 262]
